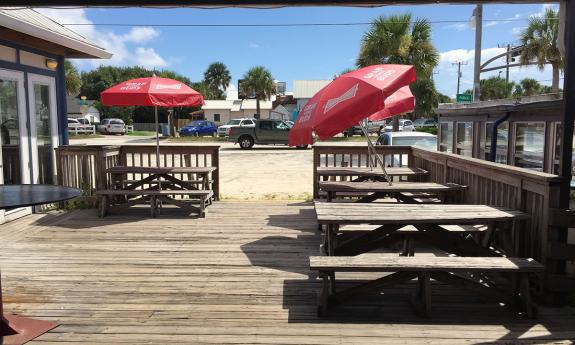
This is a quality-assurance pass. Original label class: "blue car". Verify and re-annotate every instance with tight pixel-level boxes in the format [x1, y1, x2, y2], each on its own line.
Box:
[179, 120, 217, 137]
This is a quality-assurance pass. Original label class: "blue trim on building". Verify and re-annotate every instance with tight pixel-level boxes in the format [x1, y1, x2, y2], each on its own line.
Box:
[56, 56, 69, 145]
[0, 39, 59, 60]
[0, 60, 57, 78]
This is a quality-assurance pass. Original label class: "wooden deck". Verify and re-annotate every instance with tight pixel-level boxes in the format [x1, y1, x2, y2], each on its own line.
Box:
[1, 201, 574, 344]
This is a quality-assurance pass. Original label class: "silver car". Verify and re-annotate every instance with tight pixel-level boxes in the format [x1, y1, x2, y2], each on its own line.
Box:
[98, 118, 126, 135]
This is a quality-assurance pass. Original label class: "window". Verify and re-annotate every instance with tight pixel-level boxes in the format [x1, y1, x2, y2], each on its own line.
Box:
[254, 114, 260, 120]
[275, 121, 289, 130]
[514, 122, 545, 171]
[213, 113, 220, 122]
[554, 122, 562, 175]
[484, 122, 508, 164]
[439, 122, 453, 153]
[241, 120, 253, 126]
[456, 122, 473, 157]
[403, 120, 412, 127]
[259, 121, 272, 130]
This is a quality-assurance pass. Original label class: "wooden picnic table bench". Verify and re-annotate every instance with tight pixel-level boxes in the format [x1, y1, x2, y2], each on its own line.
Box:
[315, 202, 529, 257]
[97, 165, 216, 218]
[310, 254, 544, 317]
[319, 181, 466, 203]
[317, 166, 428, 179]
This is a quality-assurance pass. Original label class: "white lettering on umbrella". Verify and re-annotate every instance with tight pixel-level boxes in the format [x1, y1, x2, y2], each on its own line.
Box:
[323, 83, 358, 114]
[363, 67, 396, 81]
[298, 103, 317, 123]
[155, 83, 182, 90]
[120, 82, 147, 90]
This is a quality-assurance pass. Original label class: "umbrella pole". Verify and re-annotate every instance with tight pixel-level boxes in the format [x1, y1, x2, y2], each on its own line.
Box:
[155, 106, 162, 213]
[358, 121, 392, 185]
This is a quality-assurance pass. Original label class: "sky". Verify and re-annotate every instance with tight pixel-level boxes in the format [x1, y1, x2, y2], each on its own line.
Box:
[37, 2, 561, 98]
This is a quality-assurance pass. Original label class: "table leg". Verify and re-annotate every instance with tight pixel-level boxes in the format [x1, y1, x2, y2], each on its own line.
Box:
[1, 272, 58, 345]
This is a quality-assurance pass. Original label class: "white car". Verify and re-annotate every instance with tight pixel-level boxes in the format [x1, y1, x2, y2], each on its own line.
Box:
[97, 118, 126, 135]
[384, 119, 416, 132]
[68, 118, 92, 133]
[376, 131, 437, 166]
[217, 118, 256, 137]
[413, 118, 437, 129]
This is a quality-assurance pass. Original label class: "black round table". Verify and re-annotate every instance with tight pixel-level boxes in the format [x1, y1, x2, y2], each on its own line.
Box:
[0, 184, 81, 209]
[1, 184, 81, 345]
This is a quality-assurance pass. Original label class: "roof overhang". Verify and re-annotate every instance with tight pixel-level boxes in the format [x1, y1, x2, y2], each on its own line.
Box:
[0, 1, 553, 6]
[0, 11, 111, 59]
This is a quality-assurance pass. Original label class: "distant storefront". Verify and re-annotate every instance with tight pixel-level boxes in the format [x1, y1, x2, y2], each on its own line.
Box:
[0, 8, 110, 223]
[436, 94, 564, 175]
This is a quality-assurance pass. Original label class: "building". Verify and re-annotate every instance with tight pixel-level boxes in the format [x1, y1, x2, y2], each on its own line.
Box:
[202, 99, 273, 124]
[293, 79, 331, 113]
[436, 94, 564, 175]
[67, 96, 101, 123]
[0, 8, 110, 223]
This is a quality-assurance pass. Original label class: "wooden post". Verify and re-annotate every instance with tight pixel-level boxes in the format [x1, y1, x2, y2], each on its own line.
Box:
[211, 147, 220, 200]
[313, 146, 320, 199]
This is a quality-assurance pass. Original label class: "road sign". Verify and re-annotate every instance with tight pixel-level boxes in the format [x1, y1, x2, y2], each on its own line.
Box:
[456, 93, 472, 103]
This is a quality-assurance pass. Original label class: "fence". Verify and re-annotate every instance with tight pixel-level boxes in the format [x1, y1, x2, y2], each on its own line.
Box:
[68, 125, 96, 135]
[56, 145, 220, 199]
[313, 144, 571, 300]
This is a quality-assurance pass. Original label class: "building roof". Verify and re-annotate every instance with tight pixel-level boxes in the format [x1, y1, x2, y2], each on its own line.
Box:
[437, 93, 563, 116]
[293, 80, 331, 99]
[202, 99, 273, 111]
[0, 8, 111, 59]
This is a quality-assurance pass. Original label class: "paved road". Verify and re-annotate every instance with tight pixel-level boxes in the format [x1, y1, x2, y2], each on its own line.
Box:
[70, 135, 314, 200]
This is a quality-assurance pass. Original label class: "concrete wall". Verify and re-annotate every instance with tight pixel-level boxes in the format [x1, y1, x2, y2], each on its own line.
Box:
[204, 109, 271, 125]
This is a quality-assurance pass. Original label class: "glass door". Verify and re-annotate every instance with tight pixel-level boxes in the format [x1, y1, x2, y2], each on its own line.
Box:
[27, 74, 58, 185]
[0, 69, 31, 223]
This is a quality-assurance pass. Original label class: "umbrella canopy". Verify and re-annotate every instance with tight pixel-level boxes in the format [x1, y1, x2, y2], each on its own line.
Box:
[101, 76, 204, 107]
[368, 86, 415, 121]
[288, 64, 416, 146]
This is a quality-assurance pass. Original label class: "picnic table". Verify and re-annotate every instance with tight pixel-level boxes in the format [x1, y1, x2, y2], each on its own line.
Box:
[319, 181, 466, 203]
[317, 166, 427, 182]
[311, 202, 539, 317]
[315, 202, 528, 257]
[97, 166, 216, 217]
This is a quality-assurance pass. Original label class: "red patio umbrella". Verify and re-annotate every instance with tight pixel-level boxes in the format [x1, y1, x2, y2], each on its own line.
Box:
[288, 64, 416, 146]
[368, 86, 415, 121]
[101, 75, 204, 167]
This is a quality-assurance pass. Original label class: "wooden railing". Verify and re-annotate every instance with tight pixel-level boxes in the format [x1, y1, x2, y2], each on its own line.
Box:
[56, 145, 220, 199]
[313, 144, 571, 299]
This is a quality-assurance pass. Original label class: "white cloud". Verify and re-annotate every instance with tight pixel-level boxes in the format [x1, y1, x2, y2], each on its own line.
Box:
[435, 47, 560, 98]
[248, 43, 261, 49]
[35, 8, 167, 69]
[133, 47, 167, 69]
[443, 23, 469, 32]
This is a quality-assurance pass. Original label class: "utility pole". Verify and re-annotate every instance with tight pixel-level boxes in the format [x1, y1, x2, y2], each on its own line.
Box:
[506, 44, 511, 84]
[452, 61, 467, 95]
[472, 4, 483, 102]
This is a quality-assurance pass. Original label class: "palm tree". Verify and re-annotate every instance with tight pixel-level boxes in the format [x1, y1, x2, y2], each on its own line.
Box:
[241, 66, 276, 118]
[357, 13, 439, 117]
[519, 7, 563, 93]
[64, 60, 82, 96]
[357, 13, 439, 79]
[203, 62, 231, 100]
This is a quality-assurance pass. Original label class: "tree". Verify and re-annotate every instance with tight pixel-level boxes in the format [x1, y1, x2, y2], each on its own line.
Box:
[519, 7, 563, 93]
[513, 78, 544, 97]
[437, 92, 452, 104]
[241, 66, 276, 118]
[356, 13, 440, 117]
[64, 60, 82, 96]
[466, 77, 515, 101]
[203, 62, 231, 100]
[357, 13, 439, 79]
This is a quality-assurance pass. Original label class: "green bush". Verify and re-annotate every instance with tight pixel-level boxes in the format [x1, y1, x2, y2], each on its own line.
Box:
[416, 127, 437, 135]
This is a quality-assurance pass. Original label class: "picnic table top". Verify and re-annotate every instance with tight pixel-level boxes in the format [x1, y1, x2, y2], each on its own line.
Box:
[314, 202, 529, 225]
[316, 166, 427, 176]
[106, 166, 216, 174]
[319, 181, 466, 193]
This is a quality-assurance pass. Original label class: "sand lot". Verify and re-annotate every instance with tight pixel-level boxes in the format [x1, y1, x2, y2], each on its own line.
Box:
[71, 135, 314, 200]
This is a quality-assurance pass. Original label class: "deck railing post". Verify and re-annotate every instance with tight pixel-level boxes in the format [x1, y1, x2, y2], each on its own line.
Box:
[211, 147, 220, 200]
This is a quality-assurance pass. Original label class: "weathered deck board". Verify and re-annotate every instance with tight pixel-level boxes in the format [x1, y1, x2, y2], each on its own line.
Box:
[1, 201, 574, 344]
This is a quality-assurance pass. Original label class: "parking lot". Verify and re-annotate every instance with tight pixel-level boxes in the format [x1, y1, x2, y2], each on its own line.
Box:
[70, 134, 314, 200]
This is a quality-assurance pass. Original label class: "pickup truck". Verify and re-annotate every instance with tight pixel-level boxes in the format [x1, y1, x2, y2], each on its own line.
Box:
[228, 119, 306, 149]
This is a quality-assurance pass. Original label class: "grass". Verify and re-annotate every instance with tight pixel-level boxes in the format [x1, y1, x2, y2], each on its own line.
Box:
[69, 134, 104, 139]
[127, 131, 156, 136]
[325, 135, 379, 142]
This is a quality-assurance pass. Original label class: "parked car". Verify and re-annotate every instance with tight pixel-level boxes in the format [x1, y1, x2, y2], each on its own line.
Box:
[228, 119, 307, 149]
[413, 118, 437, 129]
[384, 119, 415, 132]
[179, 120, 217, 137]
[217, 118, 256, 137]
[68, 118, 92, 133]
[285, 120, 294, 128]
[344, 120, 387, 137]
[376, 131, 437, 166]
[97, 118, 126, 135]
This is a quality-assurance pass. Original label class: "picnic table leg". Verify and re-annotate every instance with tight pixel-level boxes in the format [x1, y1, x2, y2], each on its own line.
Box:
[318, 271, 331, 316]
[98, 195, 107, 218]
[519, 273, 536, 318]
[412, 272, 432, 317]
[150, 196, 157, 218]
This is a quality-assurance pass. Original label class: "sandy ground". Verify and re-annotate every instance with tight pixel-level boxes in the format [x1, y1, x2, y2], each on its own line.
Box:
[70, 135, 314, 200]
